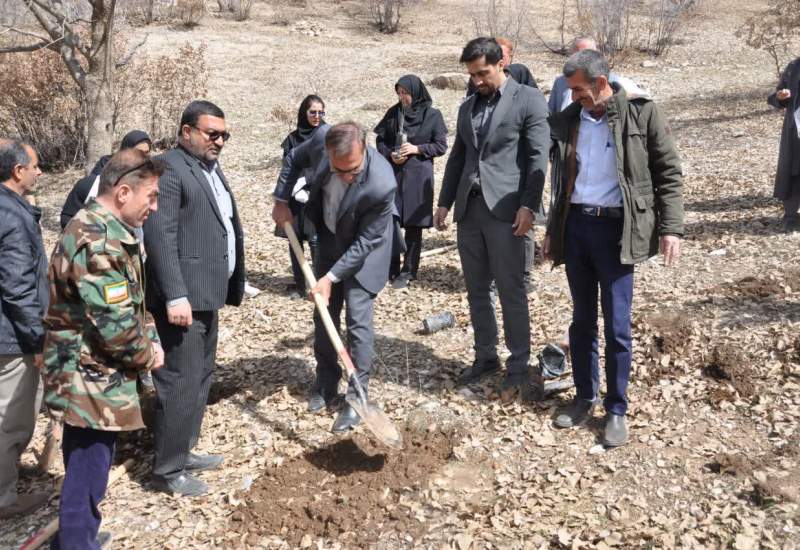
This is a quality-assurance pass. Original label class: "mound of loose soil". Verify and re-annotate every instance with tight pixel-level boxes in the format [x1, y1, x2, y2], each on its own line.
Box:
[702, 345, 756, 400]
[229, 428, 454, 546]
[717, 276, 787, 300]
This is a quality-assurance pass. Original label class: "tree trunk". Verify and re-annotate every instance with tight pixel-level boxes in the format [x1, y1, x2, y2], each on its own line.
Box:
[84, 0, 117, 174]
[84, 72, 115, 173]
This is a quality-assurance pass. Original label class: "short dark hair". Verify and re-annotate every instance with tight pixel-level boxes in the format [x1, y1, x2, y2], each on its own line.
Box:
[179, 100, 225, 129]
[325, 121, 366, 157]
[563, 49, 610, 81]
[0, 139, 32, 182]
[460, 37, 503, 65]
[97, 149, 164, 195]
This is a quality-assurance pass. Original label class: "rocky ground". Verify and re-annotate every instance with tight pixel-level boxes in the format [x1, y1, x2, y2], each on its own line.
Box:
[3, 0, 800, 548]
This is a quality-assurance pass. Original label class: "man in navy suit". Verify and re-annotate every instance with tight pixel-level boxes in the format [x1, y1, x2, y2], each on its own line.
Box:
[272, 122, 396, 433]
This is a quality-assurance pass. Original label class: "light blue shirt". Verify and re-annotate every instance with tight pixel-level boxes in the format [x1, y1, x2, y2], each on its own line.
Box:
[570, 109, 622, 207]
[202, 163, 236, 277]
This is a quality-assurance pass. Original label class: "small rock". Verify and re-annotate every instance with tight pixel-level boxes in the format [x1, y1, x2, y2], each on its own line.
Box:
[641, 60, 659, 68]
[430, 73, 468, 90]
[589, 444, 606, 455]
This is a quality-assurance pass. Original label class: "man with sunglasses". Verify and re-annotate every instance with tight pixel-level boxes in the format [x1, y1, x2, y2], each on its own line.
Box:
[272, 122, 397, 433]
[43, 149, 164, 548]
[143, 100, 246, 497]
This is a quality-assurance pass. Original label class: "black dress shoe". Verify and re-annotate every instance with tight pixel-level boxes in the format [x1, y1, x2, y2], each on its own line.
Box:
[185, 452, 223, 472]
[603, 413, 629, 447]
[458, 359, 500, 385]
[152, 472, 208, 497]
[392, 272, 413, 289]
[332, 404, 361, 433]
[554, 397, 596, 428]
[308, 389, 341, 413]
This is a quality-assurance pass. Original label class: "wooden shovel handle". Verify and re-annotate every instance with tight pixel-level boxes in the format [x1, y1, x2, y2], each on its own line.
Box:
[283, 222, 358, 377]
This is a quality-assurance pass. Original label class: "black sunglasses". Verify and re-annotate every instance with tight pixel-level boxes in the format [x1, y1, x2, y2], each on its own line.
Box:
[192, 125, 231, 143]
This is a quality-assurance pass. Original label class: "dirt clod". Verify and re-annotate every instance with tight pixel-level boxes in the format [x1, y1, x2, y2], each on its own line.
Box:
[702, 345, 756, 400]
[230, 428, 454, 545]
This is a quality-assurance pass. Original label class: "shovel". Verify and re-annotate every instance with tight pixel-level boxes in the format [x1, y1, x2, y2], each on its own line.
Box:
[284, 222, 403, 450]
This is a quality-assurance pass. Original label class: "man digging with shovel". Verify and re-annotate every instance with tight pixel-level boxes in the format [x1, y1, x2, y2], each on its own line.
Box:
[272, 122, 398, 436]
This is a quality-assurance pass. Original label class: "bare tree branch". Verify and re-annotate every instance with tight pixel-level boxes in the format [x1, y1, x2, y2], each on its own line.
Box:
[1, 27, 51, 43]
[0, 41, 51, 53]
[116, 33, 148, 68]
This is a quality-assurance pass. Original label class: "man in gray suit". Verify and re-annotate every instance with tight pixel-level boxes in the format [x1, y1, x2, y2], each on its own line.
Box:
[144, 100, 246, 496]
[272, 122, 396, 433]
[435, 37, 550, 402]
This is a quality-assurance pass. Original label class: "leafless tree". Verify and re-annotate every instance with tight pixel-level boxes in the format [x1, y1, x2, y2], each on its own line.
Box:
[737, 0, 800, 78]
[0, 1, 126, 172]
[368, 0, 413, 33]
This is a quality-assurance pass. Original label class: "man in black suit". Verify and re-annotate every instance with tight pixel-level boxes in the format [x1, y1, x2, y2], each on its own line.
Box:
[272, 122, 396, 433]
[435, 37, 550, 403]
[144, 100, 246, 496]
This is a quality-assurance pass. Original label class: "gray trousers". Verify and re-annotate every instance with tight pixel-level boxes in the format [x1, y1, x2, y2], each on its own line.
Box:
[0, 355, 42, 507]
[457, 195, 531, 374]
[151, 310, 218, 479]
[313, 228, 376, 400]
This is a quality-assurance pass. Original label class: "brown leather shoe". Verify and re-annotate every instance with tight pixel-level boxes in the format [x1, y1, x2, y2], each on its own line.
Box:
[0, 491, 50, 519]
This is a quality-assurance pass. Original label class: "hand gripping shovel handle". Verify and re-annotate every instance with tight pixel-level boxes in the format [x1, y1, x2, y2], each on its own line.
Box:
[283, 222, 359, 380]
[284, 222, 402, 450]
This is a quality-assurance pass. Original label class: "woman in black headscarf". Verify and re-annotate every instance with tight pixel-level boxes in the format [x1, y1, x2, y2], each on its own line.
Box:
[279, 94, 326, 296]
[375, 75, 447, 288]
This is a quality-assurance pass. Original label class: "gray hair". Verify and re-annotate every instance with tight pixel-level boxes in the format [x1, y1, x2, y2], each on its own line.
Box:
[563, 49, 610, 82]
[325, 121, 367, 157]
[0, 138, 32, 182]
[571, 36, 597, 53]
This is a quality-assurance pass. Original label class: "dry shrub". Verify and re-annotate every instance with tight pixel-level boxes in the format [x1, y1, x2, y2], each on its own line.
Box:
[575, 0, 700, 57]
[468, 0, 530, 47]
[233, 0, 254, 21]
[270, 104, 296, 125]
[737, 0, 800, 78]
[0, 49, 87, 169]
[175, 0, 205, 27]
[368, 0, 415, 33]
[122, 0, 174, 25]
[114, 44, 210, 148]
[217, 0, 253, 20]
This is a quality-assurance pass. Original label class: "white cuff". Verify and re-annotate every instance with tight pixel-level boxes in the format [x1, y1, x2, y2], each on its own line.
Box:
[326, 271, 340, 283]
[166, 296, 190, 308]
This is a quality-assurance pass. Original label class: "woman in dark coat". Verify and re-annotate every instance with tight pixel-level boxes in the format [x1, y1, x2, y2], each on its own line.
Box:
[375, 75, 447, 288]
[769, 57, 800, 232]
[279, 94, 325, 295]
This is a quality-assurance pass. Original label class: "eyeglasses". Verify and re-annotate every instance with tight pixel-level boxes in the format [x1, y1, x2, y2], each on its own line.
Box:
[331, 162, 364, 177]
[308, 110, 325, 117]
[192, 125, 231, 143]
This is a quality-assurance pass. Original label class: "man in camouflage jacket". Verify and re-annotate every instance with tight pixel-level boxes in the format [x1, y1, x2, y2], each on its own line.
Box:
[43, 149, 164, 550]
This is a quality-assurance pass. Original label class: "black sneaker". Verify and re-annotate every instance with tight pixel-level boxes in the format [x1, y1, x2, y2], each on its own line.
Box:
[554, 397, 596, 428]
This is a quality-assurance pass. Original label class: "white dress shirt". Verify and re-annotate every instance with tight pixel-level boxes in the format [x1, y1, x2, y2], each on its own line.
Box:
[570, 109, 622, 207]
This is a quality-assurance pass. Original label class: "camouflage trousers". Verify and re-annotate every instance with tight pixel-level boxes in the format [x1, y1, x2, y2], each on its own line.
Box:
[0, 355, 42, 507]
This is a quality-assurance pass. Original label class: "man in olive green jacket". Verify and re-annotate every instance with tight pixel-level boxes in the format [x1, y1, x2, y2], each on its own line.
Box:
[543, 49, 683, 447]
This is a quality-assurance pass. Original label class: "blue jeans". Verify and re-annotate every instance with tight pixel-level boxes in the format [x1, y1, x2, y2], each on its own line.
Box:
[564, 211, 634, 416]
[51, 425, 116, 550]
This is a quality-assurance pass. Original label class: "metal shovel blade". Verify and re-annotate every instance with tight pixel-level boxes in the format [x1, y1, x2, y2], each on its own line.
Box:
[347, 395, 404, 451]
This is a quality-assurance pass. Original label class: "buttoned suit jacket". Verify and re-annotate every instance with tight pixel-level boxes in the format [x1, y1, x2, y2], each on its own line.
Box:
[438, 77, 550, 223]
[144, 145, 246, 312]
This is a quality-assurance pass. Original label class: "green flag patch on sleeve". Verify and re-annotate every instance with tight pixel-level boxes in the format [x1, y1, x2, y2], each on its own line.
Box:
[103, 281, 129, 304]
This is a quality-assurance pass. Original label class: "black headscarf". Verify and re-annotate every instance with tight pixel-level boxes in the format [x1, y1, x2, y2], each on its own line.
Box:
[120, 129, 151, 150]
[281, 94, 326, 155]
[375, 75, 436, 146]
